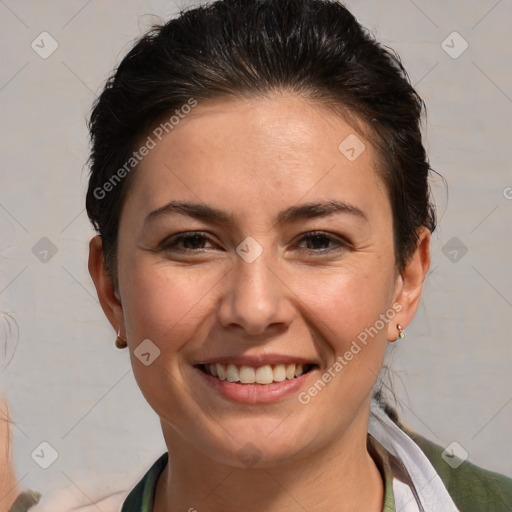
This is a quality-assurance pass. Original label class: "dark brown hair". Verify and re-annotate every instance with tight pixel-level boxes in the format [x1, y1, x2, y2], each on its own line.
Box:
[86, 0, 436, 284]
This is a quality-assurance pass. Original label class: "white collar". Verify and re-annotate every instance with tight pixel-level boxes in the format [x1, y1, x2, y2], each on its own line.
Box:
[368, 401, 460, 511]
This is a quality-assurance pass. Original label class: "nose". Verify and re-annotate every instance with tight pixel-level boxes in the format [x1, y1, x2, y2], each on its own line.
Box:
[217, 249, 296, 338]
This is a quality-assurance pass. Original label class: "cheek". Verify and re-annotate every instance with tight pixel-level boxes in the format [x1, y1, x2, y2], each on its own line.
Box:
[289, 268, 394, 416]
[118, 261, 224, 412]
[291, 263, 395, 348]
[122, 266, 213, 343]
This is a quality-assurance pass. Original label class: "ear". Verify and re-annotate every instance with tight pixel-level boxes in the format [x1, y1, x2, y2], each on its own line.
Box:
[88, 235, 125, 337]
[387, 227, 431, 342]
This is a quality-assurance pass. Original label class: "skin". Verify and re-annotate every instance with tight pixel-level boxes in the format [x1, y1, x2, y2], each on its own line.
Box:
[0, 394, 19, 512]
[89, 93, 430, 512]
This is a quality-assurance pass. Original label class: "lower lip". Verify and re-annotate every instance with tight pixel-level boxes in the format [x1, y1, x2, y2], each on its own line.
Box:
[194, 366, 317, 404]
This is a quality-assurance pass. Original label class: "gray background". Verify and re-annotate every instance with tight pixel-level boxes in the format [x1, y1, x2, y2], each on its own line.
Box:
[1, 0, 511, 502]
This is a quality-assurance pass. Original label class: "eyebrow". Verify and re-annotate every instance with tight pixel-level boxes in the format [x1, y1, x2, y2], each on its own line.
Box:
[144, 199, 368, 227]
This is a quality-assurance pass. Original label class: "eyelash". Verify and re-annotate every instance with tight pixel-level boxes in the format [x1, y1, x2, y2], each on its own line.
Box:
[159, 231, 349, 254]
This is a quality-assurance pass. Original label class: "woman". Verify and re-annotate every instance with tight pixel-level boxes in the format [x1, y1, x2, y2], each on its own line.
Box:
[21, 0, 512, 510]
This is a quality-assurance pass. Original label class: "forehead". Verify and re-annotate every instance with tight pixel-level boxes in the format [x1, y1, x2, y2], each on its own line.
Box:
[123, 94, 389, 225]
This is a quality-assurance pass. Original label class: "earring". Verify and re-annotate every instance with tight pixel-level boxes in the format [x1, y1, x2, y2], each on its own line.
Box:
[396, 324, 405, 340]
[115, 329, 127, 349]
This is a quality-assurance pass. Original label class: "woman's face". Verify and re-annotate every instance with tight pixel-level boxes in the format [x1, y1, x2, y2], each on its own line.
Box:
[91, 93, 429, 468]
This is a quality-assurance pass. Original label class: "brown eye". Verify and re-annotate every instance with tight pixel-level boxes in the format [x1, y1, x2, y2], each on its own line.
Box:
[296, 231, 349, 253]
[161, 232, 216, 252]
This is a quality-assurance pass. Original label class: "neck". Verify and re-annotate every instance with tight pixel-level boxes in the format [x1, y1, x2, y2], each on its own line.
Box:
[153, 412, 384, 512]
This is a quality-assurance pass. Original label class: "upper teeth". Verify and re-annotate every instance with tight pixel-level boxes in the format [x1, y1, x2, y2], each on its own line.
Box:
[205, 363, 309, 384]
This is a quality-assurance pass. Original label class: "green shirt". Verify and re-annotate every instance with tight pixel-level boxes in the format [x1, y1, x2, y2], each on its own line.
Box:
[120, 430, 512, 512]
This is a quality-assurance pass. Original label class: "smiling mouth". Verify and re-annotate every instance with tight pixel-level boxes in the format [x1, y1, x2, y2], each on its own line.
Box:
[195, 363, 318, 385]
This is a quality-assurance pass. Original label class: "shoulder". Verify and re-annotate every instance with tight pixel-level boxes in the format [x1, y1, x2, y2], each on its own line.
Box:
[401, 424, 512, 512]
[30, 487, 129, 512]
[120, 452, 169, 512]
